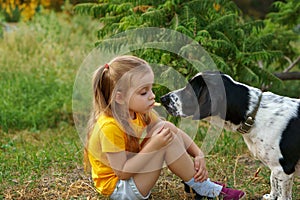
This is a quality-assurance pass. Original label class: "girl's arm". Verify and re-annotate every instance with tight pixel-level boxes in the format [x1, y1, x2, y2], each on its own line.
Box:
[145, 119, 205, 158]
[106, 127, 173, 180]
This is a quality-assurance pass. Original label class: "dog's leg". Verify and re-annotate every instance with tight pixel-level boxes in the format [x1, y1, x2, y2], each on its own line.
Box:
[264, 169, 294, 200]
[277, 171, 294, 200]
[262, 170, 280, 200]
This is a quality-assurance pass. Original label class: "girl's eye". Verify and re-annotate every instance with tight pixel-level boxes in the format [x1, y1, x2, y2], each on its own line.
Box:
[139, 86, 153, 96]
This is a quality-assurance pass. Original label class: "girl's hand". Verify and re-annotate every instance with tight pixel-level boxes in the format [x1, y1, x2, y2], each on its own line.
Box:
[149, 127, 173, 150]
[193, 155, 208, 182]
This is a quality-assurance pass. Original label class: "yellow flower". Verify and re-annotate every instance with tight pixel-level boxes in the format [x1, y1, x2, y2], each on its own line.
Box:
[41, 0, 51, 8]
[21, 1, 38, 21]
[213, 3, 221, 12]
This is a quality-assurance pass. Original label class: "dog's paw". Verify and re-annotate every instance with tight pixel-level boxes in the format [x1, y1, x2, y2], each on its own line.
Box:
[262, 194, 271, 200]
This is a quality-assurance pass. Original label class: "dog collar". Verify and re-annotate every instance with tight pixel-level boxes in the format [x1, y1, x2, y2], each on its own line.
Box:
[237, 92, 263, 134]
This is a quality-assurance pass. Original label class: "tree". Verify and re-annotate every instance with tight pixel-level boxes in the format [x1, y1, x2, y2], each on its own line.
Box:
[264, 0, 300, 82]
[74, 0, 299, 95]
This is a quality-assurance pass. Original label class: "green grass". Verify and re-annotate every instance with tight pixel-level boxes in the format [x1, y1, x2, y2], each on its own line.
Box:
[0, 11, 97, 131]
[0, 124, 81, 187]
[0, 11, 299, 200]
[0, 124, 99, 199]
[1, 125, 299, 199]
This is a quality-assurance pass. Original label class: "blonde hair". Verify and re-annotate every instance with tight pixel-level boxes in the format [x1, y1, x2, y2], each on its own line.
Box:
[84, 55, 153, 171]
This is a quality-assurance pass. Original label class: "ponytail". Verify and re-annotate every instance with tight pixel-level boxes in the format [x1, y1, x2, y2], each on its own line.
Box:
[84, 65, 111, 172]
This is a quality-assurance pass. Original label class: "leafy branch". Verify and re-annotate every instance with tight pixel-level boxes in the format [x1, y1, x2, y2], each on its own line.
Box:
[74, 0, 300, 96]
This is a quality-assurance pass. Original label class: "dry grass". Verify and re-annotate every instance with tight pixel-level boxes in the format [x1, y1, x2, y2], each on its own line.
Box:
[1, 124, 299, 199]
[2, 149, 299, 199]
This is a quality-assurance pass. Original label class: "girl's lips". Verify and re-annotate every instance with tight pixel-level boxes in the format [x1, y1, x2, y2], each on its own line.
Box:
[149, 102, 155, 108]
[154, 102, 161, 106]
[150, 102, 160, 108]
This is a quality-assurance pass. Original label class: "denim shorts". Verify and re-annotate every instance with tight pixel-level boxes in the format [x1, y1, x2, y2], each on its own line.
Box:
[110, 177, 151, 200]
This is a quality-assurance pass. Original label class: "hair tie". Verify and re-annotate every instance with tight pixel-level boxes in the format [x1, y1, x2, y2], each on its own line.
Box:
[104, 64, 109, 69]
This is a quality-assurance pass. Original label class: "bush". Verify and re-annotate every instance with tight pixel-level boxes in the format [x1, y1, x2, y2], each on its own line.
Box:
[74, 0, 300, 96]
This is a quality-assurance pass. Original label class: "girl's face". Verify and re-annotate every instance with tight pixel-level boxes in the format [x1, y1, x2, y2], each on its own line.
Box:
[128, 71, 155, 118]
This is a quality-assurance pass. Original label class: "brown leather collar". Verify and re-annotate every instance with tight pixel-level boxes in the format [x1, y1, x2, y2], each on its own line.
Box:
[237, 92, 263, 134]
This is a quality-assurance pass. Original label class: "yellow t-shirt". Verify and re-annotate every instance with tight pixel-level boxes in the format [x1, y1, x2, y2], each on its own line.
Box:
[88, 112, 157, 196]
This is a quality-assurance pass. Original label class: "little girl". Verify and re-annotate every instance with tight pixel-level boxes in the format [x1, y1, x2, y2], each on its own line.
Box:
[84, 55, 245, 200]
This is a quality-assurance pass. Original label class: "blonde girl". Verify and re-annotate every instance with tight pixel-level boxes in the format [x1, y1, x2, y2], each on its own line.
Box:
[84, 55, 245, 200]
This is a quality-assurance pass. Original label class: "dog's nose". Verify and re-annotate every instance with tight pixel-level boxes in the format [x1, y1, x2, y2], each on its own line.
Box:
[160, 95, 170, 105]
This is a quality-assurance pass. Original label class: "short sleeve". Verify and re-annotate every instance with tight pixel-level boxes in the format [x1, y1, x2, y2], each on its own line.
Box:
[149, 110, 160, 123]
[100, 122, 126, 153]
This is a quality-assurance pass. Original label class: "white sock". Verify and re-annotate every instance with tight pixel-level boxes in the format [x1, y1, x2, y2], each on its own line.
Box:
[185, 178, 222, 198]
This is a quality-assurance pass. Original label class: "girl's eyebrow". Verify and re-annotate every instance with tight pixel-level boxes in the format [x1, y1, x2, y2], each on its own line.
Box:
[137, 83, 153, 90]
[135, 84, 153, 93]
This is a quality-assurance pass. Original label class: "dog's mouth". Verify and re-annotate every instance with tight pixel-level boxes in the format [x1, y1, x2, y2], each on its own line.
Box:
[164, 106, 188, 117]
[160, 93, 188, 117]
[160, 101, 177, 116]
[163, 105, 182, 117]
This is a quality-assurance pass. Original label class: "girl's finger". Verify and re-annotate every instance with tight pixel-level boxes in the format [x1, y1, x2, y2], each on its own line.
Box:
[194, 159, 200, 171]
[160, 127, 169, 134]
[153, 125, 165, 135]
[166, 133, 173, 145]
[194, 168, 208, 182]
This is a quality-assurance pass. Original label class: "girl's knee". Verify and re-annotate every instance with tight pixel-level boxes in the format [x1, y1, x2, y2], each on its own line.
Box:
[166, 133, 186, 156]
[171, 133, 185, 146]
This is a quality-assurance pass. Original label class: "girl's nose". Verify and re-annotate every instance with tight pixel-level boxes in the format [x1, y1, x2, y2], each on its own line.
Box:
[149, 90, 155, 100]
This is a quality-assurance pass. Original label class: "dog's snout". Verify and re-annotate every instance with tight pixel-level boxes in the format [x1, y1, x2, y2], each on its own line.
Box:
[160, 95, 170, 105]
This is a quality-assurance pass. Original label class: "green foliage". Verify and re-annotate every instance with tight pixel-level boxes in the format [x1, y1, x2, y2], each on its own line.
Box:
[258, 0, 300, 97]
[0, 12, 98, 131]
[73, 0, 300, 92]
[263, 0, 300, 70]
[268, 0, 300, 29]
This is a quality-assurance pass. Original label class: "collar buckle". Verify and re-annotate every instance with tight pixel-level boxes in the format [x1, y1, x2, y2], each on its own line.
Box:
[237, 116, 255, 134]
[237, 92, 263, 134]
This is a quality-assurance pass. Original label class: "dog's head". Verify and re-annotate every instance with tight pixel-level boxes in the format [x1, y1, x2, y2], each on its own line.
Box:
[160, 71, 226, 119]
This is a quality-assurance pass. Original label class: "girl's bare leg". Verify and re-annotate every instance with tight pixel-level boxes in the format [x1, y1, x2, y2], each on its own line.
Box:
[132, 149, 165, 196]
[134, 132, 242, 199]
[164, 133, 197, 181]
[133, 133, 195, 196]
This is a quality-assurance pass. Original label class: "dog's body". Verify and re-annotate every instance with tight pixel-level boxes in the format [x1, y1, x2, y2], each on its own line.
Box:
[160, 71, 300, 200]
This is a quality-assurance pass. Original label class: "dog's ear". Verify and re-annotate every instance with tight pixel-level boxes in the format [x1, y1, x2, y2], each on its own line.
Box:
[202, 71, 223, 86]
[189, 72, 225, 119]
[188, 73, 210, 119]
[188, 73, 206, 97]
[192, 86, 210, 120]
[201, 72, 226, 116]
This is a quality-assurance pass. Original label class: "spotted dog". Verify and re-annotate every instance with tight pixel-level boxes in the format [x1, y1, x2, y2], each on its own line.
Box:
[161, 71, 300, 200]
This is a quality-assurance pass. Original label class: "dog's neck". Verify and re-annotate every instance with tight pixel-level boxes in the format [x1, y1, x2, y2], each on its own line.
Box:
[236, 91, 263, 134]
[217, 75, 262, 131]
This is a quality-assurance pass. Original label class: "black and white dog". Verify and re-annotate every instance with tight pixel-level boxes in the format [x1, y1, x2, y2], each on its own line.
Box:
[160, 71, 300, 200]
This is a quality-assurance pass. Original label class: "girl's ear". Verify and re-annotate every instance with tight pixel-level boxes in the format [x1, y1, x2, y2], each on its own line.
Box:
[115, 91, 125, 104]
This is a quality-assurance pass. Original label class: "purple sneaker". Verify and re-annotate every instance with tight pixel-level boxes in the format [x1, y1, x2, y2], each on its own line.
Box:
[213, 181, 226, 187]
[219, 187, 245, 200]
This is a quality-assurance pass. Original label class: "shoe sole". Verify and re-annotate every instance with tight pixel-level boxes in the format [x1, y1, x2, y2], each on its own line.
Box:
[240, 193, 246, 200]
